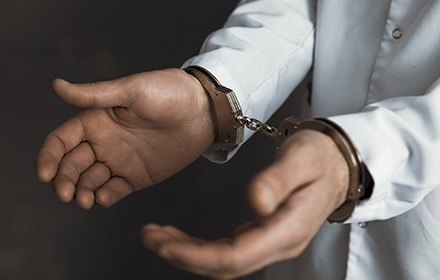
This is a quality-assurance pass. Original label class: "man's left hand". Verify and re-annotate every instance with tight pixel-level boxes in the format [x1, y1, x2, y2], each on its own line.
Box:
[141, 129, 349, 280]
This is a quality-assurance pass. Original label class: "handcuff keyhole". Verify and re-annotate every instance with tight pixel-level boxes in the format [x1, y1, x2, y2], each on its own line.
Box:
[284, 129, 289, 136]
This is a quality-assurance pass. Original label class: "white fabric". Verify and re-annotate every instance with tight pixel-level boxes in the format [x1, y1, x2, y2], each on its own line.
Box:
[183, 0, 440, 279]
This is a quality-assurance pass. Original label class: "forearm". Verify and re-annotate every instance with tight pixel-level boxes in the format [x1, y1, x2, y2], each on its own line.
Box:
[183, 0, 317, 162]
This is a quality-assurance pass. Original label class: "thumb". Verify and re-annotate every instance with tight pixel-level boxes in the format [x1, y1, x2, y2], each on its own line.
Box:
[247, 138, 319, 216]
[51, 77, 135, 108]
[247, 163, 313, 217]
[247, 164, 289, 217]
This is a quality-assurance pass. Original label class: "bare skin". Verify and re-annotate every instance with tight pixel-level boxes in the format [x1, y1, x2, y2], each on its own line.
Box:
[36, 68, 348, 279]
[36, 68, 215, 209]
[141, 129, 348, 279]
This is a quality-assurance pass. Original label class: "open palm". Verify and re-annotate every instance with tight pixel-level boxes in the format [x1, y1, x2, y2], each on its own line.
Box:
[36, 68, 214, 209]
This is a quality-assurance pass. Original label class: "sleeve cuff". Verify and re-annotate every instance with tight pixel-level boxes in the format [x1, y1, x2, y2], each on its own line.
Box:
[182, 56, 256, 163]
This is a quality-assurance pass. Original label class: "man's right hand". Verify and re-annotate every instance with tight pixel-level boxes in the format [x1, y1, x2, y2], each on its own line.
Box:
[36, 68, 215, 209]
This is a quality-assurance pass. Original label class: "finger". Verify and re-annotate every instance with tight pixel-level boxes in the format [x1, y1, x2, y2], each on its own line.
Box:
[36, 117, 85, 183]
[241, 178, 337, 270]
[142, 224, 203, 244]
[95, 177, 134, 208]
[52, 77, 135, 108]
[269, 179, 336, 258]
[143, 207, 300, 279]
[233, 221, 256, 237]
[141, 227, 231, 276]
[153, 183, 330, 279]
[247, 131, 323, 216]
[76, 162, 112, 210]
[52, 142, 96, 203]
[141, 224, 193, 251]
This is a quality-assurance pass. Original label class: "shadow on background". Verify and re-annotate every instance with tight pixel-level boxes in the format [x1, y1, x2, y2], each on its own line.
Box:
[0, 1, 306, 279]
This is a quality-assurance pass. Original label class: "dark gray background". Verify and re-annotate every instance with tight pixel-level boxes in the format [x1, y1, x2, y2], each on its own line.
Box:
[0, 1, 304, 279]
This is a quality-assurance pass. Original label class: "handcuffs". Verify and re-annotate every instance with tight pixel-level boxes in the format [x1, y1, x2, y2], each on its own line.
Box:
[184, 66, 374, 223]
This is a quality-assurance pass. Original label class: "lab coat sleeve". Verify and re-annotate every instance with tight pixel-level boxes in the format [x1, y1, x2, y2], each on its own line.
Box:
[330, 76, 440, 222]
[182, 0, 316, 163]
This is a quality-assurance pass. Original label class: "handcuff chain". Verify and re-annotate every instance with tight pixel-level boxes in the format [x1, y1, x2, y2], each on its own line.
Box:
[236, 115, 280, 139]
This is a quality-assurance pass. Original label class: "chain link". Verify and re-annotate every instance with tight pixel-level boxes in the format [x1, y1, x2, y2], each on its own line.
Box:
[236, 115, 280, 139]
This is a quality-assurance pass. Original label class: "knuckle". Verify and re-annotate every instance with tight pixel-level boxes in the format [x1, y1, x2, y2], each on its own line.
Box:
[79, 172, 99, 189]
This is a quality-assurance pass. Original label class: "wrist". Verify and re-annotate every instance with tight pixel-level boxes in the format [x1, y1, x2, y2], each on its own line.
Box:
[275, 117, 374, 223]
[183, 66, 244, 152]
[180, 68, 216, 145]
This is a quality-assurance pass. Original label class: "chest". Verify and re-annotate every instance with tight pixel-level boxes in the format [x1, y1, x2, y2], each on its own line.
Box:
[311, 0, 440, 116]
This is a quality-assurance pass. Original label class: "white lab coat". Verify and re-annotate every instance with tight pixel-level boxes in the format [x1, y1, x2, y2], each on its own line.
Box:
[183, 0, 440, 279]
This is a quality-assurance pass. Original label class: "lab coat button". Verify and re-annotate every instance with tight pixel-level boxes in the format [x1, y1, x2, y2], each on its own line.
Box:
[358, 222, 368, 228]
[392, 28, 403, 39]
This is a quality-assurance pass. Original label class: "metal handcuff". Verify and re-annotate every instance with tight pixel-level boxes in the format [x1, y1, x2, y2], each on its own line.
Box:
[184, 66, 373, 223]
